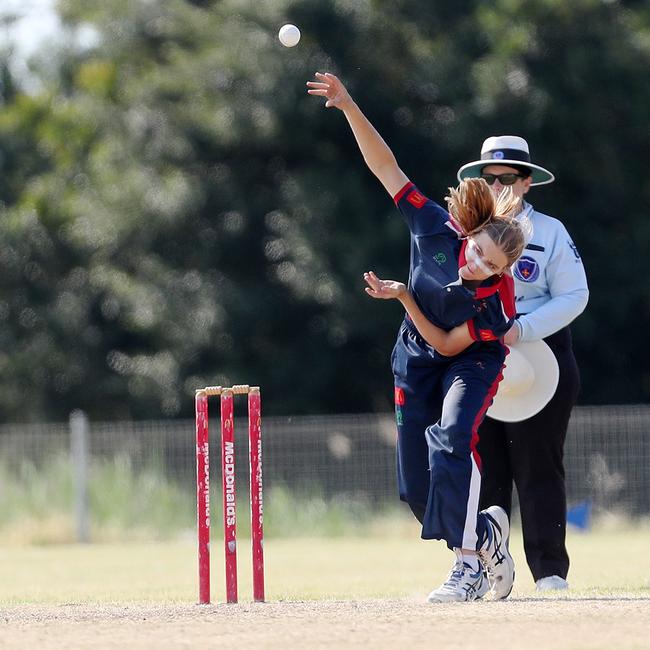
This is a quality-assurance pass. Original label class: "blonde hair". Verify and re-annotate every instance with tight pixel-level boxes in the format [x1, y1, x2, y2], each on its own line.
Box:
[445, 178, 527, 266]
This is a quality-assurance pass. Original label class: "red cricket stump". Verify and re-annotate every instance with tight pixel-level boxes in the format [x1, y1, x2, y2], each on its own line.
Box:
[248, 388, 265, 602]
[220, 389, 238, 603]
[195, 392, 211, 605]
[195, 384, 265, 605]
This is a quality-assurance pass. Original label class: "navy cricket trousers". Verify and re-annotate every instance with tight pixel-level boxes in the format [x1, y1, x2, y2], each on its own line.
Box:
[392, 319, 506, 551]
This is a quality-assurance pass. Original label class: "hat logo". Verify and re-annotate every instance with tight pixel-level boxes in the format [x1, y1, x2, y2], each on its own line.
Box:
[493, 150, 505, 159]
[513, 256, 540, 283]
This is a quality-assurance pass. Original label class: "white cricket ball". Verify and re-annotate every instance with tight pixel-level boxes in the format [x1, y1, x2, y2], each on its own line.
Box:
[278, 24, 300, 48]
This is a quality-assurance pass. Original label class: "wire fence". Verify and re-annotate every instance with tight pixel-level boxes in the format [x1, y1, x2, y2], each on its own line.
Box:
[0, 404, 648, 541]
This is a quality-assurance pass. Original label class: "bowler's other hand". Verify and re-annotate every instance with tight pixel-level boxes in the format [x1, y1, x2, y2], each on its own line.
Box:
[306, 72, 353, 110]
[363, 271, 406, 300]
[503, 324, 520, 346]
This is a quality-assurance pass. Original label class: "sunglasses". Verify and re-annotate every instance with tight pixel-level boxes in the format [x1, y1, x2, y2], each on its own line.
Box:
[480, 173, 525, 186]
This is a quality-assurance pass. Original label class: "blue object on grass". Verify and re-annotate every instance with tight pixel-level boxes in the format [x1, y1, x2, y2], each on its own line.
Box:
[567, 499, 592, 531]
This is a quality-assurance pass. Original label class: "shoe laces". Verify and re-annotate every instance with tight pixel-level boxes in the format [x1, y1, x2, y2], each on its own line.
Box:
[442, 559, 465, 589]
[478, 519, 506, 577]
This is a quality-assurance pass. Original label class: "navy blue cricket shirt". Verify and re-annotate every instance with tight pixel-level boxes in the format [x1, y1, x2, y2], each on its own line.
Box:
[394, 182, 515, 343]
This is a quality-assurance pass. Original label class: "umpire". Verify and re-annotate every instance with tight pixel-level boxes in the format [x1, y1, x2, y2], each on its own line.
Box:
[457, 136, 589, 591]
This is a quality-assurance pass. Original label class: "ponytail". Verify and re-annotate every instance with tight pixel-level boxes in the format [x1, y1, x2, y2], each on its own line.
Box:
[445, 178, 527, 266]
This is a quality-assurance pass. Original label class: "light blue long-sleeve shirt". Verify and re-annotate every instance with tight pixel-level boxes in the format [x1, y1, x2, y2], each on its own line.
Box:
[513, 203, 589, 342]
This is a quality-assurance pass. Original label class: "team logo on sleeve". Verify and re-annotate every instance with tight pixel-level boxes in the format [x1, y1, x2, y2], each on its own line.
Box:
[479, 329, 497, 341]
[568, 240, 582, 260]
[513, 256, 540, 283]
[406, 190, 427, 208]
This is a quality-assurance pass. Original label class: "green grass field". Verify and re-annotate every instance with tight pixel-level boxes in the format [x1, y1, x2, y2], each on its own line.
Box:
[1, 523, 648, 604]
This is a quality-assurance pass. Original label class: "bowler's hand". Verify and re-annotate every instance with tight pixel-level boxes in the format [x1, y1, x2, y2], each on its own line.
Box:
[363, 271, 407, 300]
[504, 324, 520, 346]
[307, 72, 353, 110]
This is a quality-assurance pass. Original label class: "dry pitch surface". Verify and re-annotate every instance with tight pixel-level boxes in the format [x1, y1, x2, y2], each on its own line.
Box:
[2, 598, 649, 650]
[1, 530, 649, 649]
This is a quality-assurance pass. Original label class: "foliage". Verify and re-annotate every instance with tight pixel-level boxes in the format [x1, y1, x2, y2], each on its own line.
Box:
[0, 0, 648, 420]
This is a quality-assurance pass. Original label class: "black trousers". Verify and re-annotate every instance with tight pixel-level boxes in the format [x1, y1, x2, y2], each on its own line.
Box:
[477, 326, 580, 582]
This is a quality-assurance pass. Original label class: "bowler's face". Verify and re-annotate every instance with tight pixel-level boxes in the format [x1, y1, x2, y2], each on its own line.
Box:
[459, 231, 510, 281]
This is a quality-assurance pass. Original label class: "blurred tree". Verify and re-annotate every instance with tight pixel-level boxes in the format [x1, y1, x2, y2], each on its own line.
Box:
[0, 0, 647, 420]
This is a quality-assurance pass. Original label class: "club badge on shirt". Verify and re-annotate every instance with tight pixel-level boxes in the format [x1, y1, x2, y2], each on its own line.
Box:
[513, 255, 540, 283]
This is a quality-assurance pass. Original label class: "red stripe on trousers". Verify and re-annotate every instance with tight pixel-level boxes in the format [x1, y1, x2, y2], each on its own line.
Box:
[470, 345, 510, 472]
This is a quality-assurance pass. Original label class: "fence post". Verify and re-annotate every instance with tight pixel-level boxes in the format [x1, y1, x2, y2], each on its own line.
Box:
[70, 409, 90, 543]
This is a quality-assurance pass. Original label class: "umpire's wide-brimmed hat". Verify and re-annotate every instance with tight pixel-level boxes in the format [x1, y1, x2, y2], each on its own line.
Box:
[487, 340, 559, 423]
[457, 135, 555, 186]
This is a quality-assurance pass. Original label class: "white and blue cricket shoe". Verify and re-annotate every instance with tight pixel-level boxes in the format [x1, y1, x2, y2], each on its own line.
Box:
[426, 551, 489, 603]
[478, 505, 516, 600]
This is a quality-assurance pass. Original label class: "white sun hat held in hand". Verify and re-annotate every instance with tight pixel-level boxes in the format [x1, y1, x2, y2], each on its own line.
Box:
[487, 340, 559, 423]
